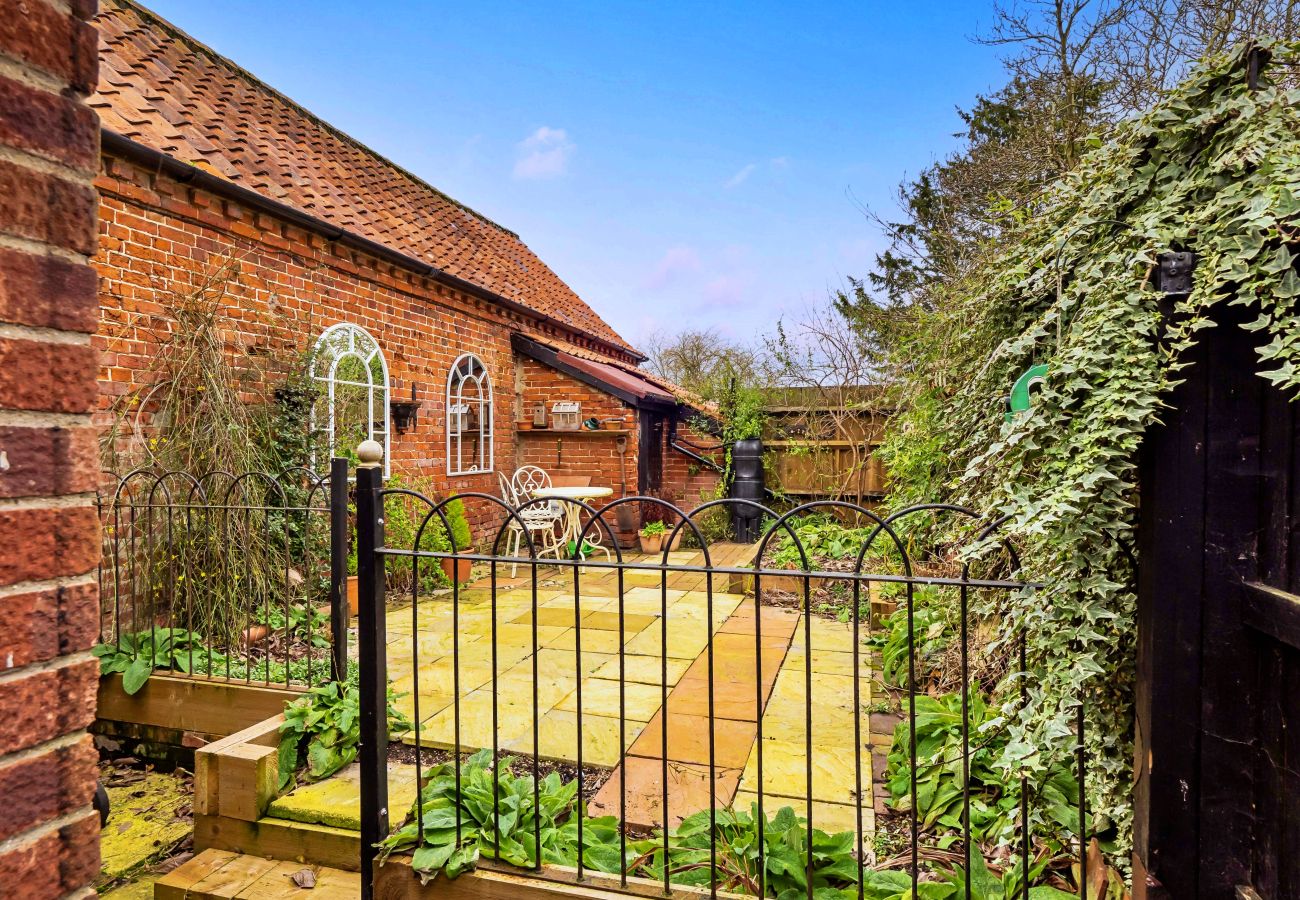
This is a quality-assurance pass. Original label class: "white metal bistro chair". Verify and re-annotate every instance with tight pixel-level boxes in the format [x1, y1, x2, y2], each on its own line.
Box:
[499, 467, 564, 575]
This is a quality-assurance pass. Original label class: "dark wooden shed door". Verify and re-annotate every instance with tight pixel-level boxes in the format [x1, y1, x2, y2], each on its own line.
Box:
[1135, 303, 1300, 899]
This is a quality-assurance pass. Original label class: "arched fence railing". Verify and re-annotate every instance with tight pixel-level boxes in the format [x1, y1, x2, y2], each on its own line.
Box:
[348, 449, 1123, 900]
[96, 458, 349, 690]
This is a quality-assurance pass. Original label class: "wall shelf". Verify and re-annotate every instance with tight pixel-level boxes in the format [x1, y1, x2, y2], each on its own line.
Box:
[517, 428, 631, 436]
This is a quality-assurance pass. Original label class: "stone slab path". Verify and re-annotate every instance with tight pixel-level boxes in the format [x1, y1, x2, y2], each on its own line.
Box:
[377, 543, 877, 840]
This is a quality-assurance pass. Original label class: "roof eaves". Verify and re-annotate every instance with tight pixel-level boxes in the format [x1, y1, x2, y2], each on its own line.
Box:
[512, 333, 672, 410]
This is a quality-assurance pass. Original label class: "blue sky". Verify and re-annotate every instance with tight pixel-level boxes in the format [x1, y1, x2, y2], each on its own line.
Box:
[142, 1, 1006, 349]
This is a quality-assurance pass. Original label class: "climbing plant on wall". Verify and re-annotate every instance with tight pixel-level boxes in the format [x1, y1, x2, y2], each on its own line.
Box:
[876, 41, 1300, 853]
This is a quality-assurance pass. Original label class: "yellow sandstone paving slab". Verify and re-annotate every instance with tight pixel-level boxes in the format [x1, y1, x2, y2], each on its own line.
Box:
[588, 756, 742, 829]
[581, 610, 659, 632]
[629, 711, 756, 769]
[781, 650, 875, 681]
[494, 663, 584, 708]
[543, 627, 636, 655]
[787, 616, 869, 653]
[622, 627, 709, 660]
[738, 740, 866, 805]
[389, 658, 495, 694]
[389, 683, 454, 723]
[537, 593, 623, 613]
[508, 709, 646, 768]
[554, 677, 668, 722]
[591, 653, 692, 685]
[418, 689, 554, 751]
[267, 763, 420, 831]
[526, 647, 616, 680]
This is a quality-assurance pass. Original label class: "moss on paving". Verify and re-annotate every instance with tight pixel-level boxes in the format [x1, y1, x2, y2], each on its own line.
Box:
[98, 770, 192, 885]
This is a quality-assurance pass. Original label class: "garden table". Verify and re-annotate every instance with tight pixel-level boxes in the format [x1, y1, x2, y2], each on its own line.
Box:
[530, 485, 614, 558]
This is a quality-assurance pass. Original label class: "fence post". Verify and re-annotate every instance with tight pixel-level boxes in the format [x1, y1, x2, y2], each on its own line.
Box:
[355, 441, 387, 899]
[329, 456, 349, 682]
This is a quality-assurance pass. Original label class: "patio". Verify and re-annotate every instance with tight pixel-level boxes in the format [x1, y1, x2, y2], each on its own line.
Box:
[270, 544, 877, 842]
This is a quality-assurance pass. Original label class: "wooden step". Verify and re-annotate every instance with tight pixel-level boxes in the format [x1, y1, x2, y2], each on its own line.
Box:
[154, 848, 360, 899]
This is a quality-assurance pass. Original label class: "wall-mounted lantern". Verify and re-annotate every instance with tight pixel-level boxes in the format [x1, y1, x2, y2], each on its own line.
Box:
[1157, 251, 1197, 297]
[390, 384, 421, 435]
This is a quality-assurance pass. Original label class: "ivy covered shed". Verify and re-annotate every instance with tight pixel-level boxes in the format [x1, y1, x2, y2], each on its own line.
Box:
[875, 41, 1300, 898]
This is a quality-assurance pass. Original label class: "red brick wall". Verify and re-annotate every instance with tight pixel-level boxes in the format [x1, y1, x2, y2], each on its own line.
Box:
[0, 1, 105, 896]
[93, 153, 650, 540]
[514, 357, 638, 502]
[661, 418, 723, 512]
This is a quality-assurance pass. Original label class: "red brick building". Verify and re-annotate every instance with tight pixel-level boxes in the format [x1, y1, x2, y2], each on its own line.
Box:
[88, 0, 720, 539]
[0, 0, 105, 895]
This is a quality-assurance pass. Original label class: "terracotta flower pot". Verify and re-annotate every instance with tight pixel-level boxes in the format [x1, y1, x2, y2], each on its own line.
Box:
[346, 575, 360, 617]
[241, 624, 271, 647]
[639, 533, 663, 554]
[441, 556, 473, 583]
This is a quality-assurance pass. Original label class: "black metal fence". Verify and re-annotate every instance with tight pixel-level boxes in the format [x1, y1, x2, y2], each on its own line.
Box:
[97, 459, 350, 689]
[351, 454, 1103, 900]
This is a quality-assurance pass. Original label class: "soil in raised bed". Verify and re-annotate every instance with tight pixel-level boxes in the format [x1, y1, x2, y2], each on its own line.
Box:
[387, 743, 614, 806]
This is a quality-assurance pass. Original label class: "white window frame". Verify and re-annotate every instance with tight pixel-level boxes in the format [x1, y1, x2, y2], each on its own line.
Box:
[446, 352, 493, 476]
[310, 322, 390, 478]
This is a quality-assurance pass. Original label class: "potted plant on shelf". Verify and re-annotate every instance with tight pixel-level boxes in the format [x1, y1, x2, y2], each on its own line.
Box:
[639, 519, 667, 554]
[440, 497, 474, 583]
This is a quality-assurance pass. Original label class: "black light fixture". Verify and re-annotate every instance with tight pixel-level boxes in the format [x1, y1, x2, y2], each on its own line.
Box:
[1157, 250, 1197, 297]
[1155, 250, 1197, 327]
[390, 384, 420, 435]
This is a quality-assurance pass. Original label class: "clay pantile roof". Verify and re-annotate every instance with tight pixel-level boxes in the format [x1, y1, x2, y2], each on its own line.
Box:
[91, 0, 639, 358]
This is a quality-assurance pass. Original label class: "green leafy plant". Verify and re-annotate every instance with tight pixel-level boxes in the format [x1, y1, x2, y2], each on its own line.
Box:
[886, 688, 1080, 853]
[382, 475, 452, 593]
[278, 675, 412, 785]
[376, 748, 617, 882]
[93, 627, 225, 695]
[872, 590, 956, 690]
[639, 520, 667, 538]
[254, 602, 331, 649]
[858, 851, 1074, 900]
[636, 804, 860, 897]
[376, 750, 1083, 897]
[443, 497, 473, 552]
[767, 514, 893, 570]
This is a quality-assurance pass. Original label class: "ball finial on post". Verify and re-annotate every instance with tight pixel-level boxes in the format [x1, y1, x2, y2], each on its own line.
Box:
[356, 439, 384, 469]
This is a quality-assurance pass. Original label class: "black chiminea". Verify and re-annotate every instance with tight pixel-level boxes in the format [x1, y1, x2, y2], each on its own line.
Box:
[729, 438, 765, 542]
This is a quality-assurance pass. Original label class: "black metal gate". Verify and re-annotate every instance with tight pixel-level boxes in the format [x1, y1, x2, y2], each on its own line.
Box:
[348, 450, 1102, 899]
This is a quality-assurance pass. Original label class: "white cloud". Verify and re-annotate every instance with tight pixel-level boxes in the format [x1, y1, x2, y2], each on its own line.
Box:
[724, 163, 757, 189]
[513, 126, 574, 180]
[724, 157, 789, 189]
[645, 245, 702, 290]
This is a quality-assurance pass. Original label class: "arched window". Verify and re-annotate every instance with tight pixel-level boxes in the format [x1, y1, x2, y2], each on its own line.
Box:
[446, 353, 493, 475]
[311, 323, 390, 478]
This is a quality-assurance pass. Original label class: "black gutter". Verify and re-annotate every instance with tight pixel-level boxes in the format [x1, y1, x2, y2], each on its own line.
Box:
[511, 333, 677, 413]
[101, 128, 646, 364]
